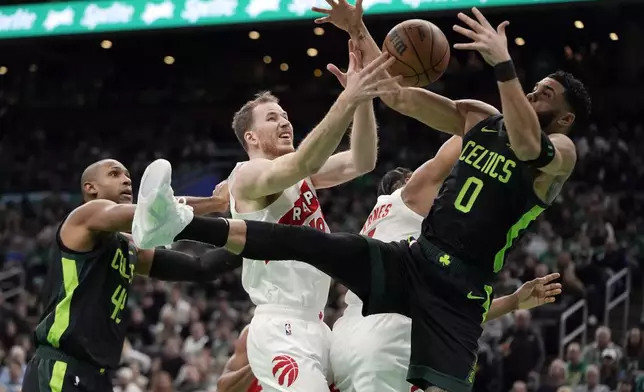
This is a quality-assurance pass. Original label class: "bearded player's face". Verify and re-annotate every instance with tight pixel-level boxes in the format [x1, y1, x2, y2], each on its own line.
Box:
[249, 102, 295, 157]
[526, 77, 573, 132]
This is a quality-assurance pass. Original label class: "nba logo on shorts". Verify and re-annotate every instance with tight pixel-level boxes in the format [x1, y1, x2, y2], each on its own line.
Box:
[285, 322, 292, 336]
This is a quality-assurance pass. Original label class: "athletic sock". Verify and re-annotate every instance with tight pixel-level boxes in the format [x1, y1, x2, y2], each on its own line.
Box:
[175, 216, 230, 247]
[240, 220, 320, 261]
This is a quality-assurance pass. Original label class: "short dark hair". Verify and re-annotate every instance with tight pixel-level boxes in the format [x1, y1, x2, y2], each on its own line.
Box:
[231, 91, 279, 151]
[378, 167, 413, 196]
[547, 71, 592, 126]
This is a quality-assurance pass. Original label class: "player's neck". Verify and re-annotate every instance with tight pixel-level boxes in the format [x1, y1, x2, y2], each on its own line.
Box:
[248, 149, 279, 161]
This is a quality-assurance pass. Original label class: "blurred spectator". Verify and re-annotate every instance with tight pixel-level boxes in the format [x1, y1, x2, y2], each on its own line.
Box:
[538, 359, 568, 392]
[583, 327, 623, 366]
[500, 310, 545, 391]
[600, 348, 621, 390]
[566, 342, 588, 387]
[574, 365, 610, 392]
[621, 328, 644, 375]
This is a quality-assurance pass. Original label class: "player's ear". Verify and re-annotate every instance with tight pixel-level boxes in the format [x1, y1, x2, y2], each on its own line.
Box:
[557, 112, 575, 128]
[244, 130, 258, 147]
[84, 182, 98, 197]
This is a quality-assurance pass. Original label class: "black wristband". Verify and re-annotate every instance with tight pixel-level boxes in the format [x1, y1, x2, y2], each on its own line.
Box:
[494, 60, 517, 82]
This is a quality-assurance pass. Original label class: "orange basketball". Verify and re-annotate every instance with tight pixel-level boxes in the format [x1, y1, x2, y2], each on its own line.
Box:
[382, 19, 450, 87]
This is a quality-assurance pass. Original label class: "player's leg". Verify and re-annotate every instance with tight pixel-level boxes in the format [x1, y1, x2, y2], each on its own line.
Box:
[133, 159, 407, 313]
[246, 316, 330, 392]
[22, 356, 83, 392]
[403, 244, 489, 392]
[334, 314, 412, 392]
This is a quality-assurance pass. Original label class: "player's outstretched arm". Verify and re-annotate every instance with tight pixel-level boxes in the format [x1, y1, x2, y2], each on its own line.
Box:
[452, 8, 540, 159]
[401, 135, 462, 215]
[61, 192, 230, 253]
[125, 230, 242, 280]
[217, 326, 256, 392]
[178, 180, 230, 215]
[485, 273, 562, 322]
[311, 41, 379, 189]
[233, 52, 398, 200]
[312, 0, 498, 135]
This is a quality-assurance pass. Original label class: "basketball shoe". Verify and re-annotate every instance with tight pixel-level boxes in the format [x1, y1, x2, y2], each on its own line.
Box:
[132, 159, 194, 249]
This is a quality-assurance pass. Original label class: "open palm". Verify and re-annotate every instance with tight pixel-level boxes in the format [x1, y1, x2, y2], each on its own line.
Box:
[312, 0, 363, 33]
[516, 273, 562, 310]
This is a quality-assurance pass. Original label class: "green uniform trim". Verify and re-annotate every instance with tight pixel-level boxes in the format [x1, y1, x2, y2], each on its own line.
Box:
[47, 257, 80, 348]
[493, 205, 545, 272]
[49, 361, 68, 392]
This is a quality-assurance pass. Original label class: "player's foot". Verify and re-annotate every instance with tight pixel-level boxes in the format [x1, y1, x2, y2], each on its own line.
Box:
[132, 159, 194, 249]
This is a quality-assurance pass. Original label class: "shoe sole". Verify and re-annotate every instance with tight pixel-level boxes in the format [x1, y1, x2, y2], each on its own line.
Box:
[133, 159, 172, 248]
[139, 159, 172, 204]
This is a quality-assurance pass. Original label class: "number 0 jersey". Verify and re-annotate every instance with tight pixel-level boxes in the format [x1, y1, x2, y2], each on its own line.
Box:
[422, 114, 548, 274]
[35, 217, 138, 369]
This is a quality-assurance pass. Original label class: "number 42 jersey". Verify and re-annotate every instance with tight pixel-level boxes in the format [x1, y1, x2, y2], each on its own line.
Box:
[421, 115, 548, 274]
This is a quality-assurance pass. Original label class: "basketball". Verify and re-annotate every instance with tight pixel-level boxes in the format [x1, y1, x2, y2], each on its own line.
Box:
[382, 19, 450, 87]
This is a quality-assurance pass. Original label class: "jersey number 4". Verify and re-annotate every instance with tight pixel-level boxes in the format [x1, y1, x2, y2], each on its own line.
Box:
[454, 177, 483, 213]
[111, 284, 128, 324]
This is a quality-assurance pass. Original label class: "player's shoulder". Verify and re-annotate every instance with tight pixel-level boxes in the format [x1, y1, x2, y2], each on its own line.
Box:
[66, 199, 117, 227]
[457, 100, 501, 134]
[549, 133, 578, 166]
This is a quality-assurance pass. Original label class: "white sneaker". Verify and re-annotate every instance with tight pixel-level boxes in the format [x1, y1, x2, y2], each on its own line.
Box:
[132, 159, 194, 249]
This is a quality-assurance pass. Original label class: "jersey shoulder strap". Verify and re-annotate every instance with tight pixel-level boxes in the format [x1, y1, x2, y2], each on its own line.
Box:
[465, 114, 504, 139]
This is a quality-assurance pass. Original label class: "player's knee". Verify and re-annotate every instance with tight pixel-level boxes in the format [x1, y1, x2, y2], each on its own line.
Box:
[425, 387, 447, 392]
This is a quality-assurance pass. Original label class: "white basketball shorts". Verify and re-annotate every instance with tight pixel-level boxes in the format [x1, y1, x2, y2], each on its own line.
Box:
[247, 305, 332, 392]
[330, 307, 417, 392]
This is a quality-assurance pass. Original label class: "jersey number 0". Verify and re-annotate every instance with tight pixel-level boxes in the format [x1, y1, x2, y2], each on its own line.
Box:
[454, 177, 483, 213]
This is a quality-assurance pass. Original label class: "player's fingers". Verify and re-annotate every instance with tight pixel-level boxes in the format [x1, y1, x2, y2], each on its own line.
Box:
[545, 288, 562, 297]
[348, 51, 359, 71]
[356, 0, 364, 10]
[497, 20, 510, 36]
[327, 63, 344, 78]
[314, 16, 330, 24]
[370, 74, 403, 89]
[311, 6, 332, 14]
[457, 12, 485, 33]
[452, 25, 478, 40]
[541, 272, 560, 283]
[542, 283, 562, 292]
[471, 7, 493, 30]
[545, 297, 556, 304]
[453, 42, 485, 51]
[363, 54, 395, 78]
[359, 51, 390, 74]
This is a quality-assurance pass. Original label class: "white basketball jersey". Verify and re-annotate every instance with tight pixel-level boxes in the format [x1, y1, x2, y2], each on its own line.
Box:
[344, 188, 423, 308]
[229, 163, 332, 312]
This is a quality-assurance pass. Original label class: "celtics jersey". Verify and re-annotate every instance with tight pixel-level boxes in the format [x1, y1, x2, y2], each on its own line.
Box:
[422, 114, 548, 274]
[35, 218, 138, 369]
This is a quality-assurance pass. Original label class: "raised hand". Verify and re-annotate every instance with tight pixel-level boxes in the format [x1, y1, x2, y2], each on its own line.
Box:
[515, 273, 562, 310]
[452, 7, 511, 66]
[312, 0, 363, 33]
[328, 40, 363, 88]
[337, 50, 401, 105]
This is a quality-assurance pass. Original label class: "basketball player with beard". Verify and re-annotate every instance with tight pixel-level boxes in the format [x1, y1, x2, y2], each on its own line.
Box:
[131, 7, 591, 392]
[330, 135, 562, 392]
[134, 45, 399, 392]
